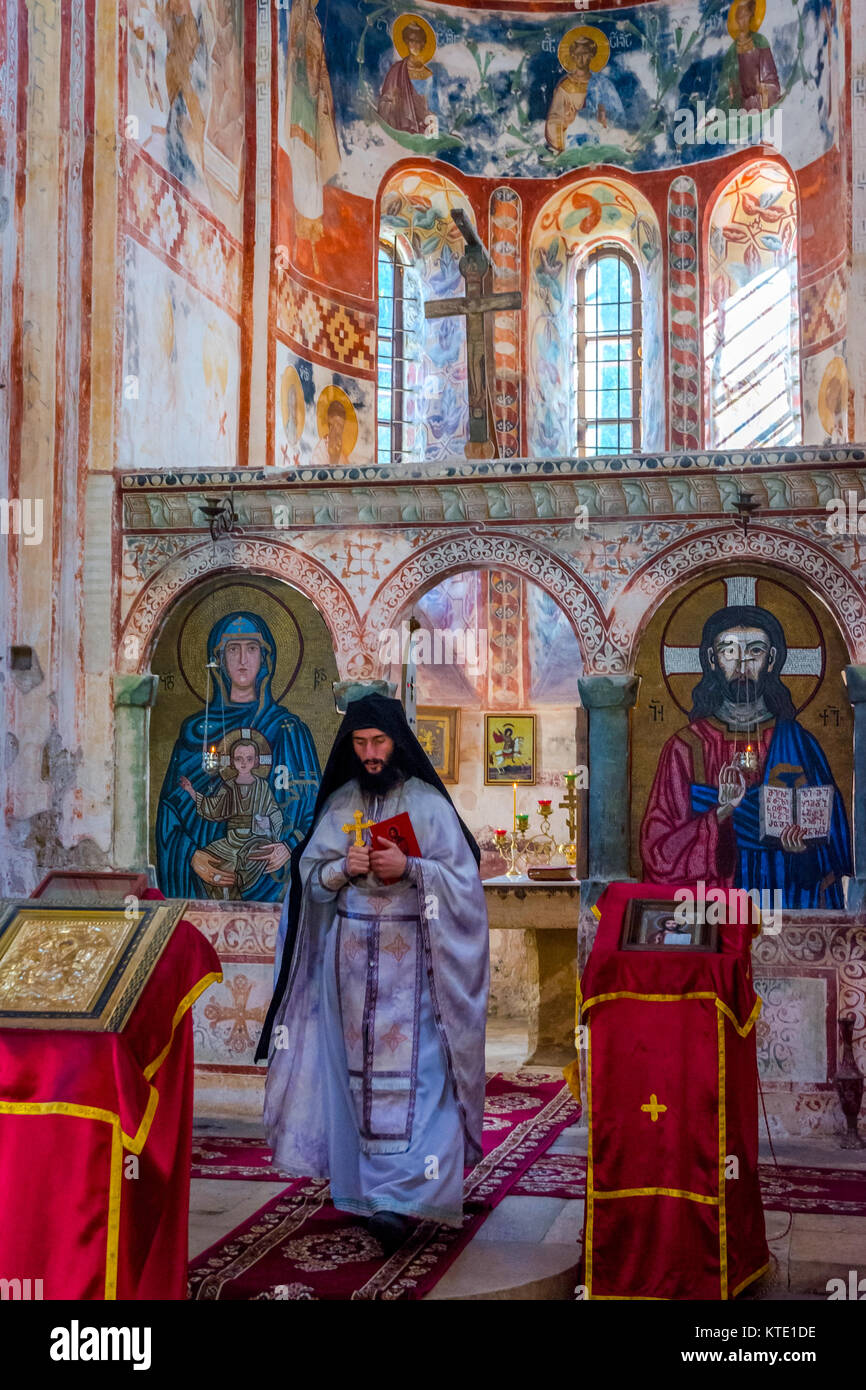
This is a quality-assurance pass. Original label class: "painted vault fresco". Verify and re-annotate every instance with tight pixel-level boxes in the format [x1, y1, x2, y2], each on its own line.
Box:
[127, 0, 245, 239]
[279, 0, 841, 187]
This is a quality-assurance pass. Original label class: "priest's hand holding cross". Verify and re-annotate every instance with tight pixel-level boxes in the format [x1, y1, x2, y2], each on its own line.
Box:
[343, 809, 374, 877]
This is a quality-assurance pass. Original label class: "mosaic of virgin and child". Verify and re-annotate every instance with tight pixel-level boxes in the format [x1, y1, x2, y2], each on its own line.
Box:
[156, 612, 321, 901]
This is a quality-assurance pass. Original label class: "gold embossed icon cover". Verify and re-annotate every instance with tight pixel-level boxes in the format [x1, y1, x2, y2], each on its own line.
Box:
[0, 898, 184, 1031]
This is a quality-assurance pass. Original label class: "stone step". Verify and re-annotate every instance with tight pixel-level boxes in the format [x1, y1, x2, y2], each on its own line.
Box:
[423, 1241, 581, 1301]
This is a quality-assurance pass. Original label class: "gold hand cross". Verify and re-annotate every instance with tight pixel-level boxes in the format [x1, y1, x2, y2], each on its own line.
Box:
[342, 810, 374, 847]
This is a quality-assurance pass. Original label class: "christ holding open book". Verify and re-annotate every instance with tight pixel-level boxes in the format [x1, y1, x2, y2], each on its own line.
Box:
[640, 605, 851, 909]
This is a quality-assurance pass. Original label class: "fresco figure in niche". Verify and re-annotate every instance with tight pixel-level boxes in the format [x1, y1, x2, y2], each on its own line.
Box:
[280, 364, 306, 468]
[179, 734, 284, 898]
[312, 388, 357, 467]
[156, 612, 321, 901]
[377, 15, 439, 138]
[545, 27, 625, 154]
[202, 319, 231, 467]
[640, 606, 851, 909]
[203, 0, 244, 200]
[717, 0, 781, 112]
[818, 356, 848, 444]
[131, 2, 164, 110]
[160, 0, 208, 179]
[284, 0, 340, 275]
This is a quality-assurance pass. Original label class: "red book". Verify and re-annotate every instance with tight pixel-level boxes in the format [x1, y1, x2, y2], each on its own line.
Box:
[370, 812, 421, 885]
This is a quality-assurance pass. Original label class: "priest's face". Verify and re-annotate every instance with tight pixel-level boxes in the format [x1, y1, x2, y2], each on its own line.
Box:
[352, 728, 395, 777]
[707, 625, 776, 701]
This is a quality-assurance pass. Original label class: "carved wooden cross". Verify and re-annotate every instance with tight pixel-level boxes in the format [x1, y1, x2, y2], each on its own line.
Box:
[342, 810, 374, 847]
[424, 209, 522, 460]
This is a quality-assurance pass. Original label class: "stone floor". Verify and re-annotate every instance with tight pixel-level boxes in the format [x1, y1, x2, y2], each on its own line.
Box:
[190, 1019, 866, 1300]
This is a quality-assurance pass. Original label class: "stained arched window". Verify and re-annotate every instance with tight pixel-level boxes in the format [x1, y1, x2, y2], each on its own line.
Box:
[573, 247, 642, 456]
[705, 161, 801, 448]
[377, 237, 422, 467]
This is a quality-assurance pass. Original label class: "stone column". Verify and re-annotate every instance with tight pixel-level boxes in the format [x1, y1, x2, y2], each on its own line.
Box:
[577, 674, 640, 886]
[113, 674, 159, 871]
[844, 666, 866, 911]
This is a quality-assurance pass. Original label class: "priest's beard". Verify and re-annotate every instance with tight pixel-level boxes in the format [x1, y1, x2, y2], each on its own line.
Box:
[355, 749, 404, 796]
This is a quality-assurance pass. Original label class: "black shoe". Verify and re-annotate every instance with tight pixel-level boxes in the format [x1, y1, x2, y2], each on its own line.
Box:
[368, 1211, 412, 1256]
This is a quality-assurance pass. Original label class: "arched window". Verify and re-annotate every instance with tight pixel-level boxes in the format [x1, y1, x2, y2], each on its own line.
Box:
[377, 237, 422, 467]
[705, 160, 800, 447]
[574, 247, 642, 456]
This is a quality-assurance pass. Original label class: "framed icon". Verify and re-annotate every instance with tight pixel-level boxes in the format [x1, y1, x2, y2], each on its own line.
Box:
[416, 706, 460, 784]
[620, 897, 720, 953]
[484, 713, 536, 786]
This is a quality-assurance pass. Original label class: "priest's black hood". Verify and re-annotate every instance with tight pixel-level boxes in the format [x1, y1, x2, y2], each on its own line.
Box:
[255, 694, 480, 1060]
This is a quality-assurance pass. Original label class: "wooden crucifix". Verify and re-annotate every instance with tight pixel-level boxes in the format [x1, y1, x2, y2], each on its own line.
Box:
[424, 209, 522, 460]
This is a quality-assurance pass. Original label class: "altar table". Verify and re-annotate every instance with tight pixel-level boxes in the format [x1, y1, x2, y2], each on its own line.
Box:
[0, 916, 220, 1300]
[484, 877, 579, 1066]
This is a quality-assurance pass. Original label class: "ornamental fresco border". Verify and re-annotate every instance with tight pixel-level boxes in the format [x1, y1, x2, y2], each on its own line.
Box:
[611, 524, 866, 667]
[120, 467, 866, 533]
[118, 535, 366, 676]
[118, 443, 866, 493]
[667, 175, 700, 452]
[361, 531, 616, 672]
[125, 147, 243, 317]
[275, 269, 375, 377]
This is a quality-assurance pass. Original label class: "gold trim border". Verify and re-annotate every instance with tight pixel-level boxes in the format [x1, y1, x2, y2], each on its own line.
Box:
[0, 969, 221, 1299]
[578, 987, 762, 1300]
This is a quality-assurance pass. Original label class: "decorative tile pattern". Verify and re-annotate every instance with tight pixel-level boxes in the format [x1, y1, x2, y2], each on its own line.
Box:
[187, 904, 279, 1071]
[118, 443, 866, 487]
[801, 262, 848, 350]
[667, 176, 701, 451]
[125, 148, 243, 315]
[754, 975, 828, 1083]
[276, 269, 375, 375]
[490, 187, 522, 459]
[486, 569, 524, 708]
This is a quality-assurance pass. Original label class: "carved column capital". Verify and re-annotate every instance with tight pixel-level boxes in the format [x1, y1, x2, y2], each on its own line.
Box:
[577, 674, 641, 710]
[113, 674, 159, 709]
[844, 666, 866, 705]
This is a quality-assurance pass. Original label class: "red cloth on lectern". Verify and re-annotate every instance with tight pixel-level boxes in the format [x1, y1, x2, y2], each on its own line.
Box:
[0, 915, 221, 1300]
[575, 881, 768, 1301]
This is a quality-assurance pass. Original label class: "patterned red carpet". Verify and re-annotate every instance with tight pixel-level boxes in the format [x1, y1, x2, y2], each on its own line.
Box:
[189, 1071, 580, 1300]
[510, 1153, 866, 1216]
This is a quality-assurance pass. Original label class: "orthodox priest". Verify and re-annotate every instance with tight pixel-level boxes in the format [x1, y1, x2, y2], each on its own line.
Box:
[257, 690, 489, 1252]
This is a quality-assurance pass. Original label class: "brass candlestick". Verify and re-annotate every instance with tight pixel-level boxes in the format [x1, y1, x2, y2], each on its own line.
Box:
[524, 801, 557, 865]
[494, 827, 526, 879]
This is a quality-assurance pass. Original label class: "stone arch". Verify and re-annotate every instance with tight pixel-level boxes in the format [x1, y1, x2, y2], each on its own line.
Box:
[362, 530, 608, 673]
[119, 535, 369, 678]
[609, 524, 866, 670]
